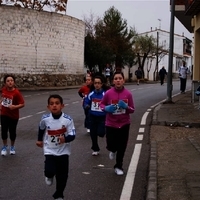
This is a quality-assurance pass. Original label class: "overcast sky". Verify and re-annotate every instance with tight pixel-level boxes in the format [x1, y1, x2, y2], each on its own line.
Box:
[67, 0, 192, 39]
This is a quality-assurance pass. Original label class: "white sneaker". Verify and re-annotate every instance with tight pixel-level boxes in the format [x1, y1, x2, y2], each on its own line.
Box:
[109, 152, 116, 160]
[87, 129, 90, 133]
[45, 177, 53, 186]
[92, 151, 99, 156]
[10, 146, 16, 155]
[1, 146, 8, 156]
[114, 168, 124, 175]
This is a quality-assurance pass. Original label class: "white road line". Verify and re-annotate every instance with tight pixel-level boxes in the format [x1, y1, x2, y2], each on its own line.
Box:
[139, 127, 145, 133]
[120, 144, 142, 200]
[64, 104, 69, 106]
[72, 101, 79, 104]
[140, 112, 149, 125]
[19, 115, 33, 120]
[136, 134, 144, 141]
[24, 95, 31, 97]
[150, 92, 183, 109]
[36, 111, 46, 114]
[131, 89, 136, 91]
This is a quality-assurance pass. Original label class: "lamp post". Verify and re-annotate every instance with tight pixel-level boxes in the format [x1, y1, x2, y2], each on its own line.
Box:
[156, 29, 159, 81]
[166, 0, 175, 103]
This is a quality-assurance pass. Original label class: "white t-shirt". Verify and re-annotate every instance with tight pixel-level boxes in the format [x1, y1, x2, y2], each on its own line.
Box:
[179, 66, 189, 79]
[39, 113, 76, 156]
[105, 67, 111, 76]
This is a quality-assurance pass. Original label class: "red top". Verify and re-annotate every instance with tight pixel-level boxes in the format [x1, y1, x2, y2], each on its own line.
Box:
[78, 85, 91, 97]
[1, 87, 24, 119]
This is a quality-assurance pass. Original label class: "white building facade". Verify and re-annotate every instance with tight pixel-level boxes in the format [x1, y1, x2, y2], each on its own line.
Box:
[123, 28, 193, 82]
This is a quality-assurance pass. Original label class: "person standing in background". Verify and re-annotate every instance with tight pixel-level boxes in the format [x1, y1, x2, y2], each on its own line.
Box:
[135, 67, 142, 85]
[159, 66, 167, 85]
[0, 74, 25, 156]
[179, 60, 189, 94]
[105, 64, 111, 85]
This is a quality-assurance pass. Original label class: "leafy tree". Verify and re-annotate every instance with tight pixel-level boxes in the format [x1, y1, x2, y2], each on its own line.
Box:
[95, 6, 136, 71]
[134, 34, 167, 80]
[123, 47, 137, 82]
[133, 34, 157, 79]
[84, 13, 112, 74]
[0, 0, 67, 12]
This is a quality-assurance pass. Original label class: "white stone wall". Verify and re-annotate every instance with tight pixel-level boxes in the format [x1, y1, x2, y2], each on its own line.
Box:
[0, 5, 85, 87]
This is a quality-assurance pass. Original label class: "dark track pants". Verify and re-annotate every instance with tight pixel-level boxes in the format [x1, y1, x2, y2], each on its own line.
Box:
[45, 155, 69, 199]
[90, 115, 106, 151]
[180, 78, 187, 92]
[106, 124, 130, 170]
[1, 115, 18, 141]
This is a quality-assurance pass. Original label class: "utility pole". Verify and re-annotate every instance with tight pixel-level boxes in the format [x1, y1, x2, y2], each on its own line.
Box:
[156, 30, 159, 81]
[166, 0, 175, 103]
[158, 18, 161, 29]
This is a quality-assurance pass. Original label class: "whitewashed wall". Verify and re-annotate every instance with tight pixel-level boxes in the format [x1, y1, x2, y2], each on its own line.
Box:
[0, 5, 85, 87]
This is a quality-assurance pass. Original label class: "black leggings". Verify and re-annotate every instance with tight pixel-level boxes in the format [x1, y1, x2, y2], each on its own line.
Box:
[1, 115, 18, 141]
[106, 124, 130, 170]
[45, 154, 69, 199]
[180, 78, 187, 92]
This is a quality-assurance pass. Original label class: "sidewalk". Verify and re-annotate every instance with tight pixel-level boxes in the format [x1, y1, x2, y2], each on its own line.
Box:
[146, 91, 200, 200]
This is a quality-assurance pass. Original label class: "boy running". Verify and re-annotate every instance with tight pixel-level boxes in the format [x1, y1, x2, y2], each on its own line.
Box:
[36, 94, 76, 200]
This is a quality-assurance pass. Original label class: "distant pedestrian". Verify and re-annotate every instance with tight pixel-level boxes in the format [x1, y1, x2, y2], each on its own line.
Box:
[0, 74, 25, 156]
[159, 66, 167, 85]
[135, 67, 143, 85]
[100, 72, 135, 176]
[78, 76, 93, 133]
[179, 60, 189, 93]
[105, 64, 111, 85]
[36, 94, 76, 200]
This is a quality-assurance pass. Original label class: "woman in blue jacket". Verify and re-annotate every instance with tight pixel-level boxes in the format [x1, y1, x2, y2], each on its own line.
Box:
[84, 76, 109, 156]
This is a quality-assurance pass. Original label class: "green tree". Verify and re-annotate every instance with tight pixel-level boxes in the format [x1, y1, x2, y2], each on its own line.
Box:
[123, 47, 137, 82]
[134, 34, 157, 79]
[95, 6, 136, 71]
[84, 13, 112, 74]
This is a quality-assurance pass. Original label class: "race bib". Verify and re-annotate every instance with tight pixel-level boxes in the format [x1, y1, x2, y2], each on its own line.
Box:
[47, 127, 66, 148]
[1, 97, 13, 107]
[91, 98, 102, 112]
[111, 99, 128, 115]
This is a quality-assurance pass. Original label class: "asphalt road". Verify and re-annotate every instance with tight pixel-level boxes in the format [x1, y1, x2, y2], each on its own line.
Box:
[0, 80, 190, 200]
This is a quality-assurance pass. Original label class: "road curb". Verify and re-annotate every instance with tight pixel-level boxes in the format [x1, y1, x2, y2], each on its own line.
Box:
[146, 141, 157, 200]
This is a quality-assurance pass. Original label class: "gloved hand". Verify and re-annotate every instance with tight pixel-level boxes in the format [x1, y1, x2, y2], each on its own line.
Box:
[105, 105, 116, 113]
[84, 105, 90, 110]
[118, 100, 128, 109]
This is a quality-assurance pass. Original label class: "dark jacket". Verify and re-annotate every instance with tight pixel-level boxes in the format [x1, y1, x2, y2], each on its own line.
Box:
[159, 68, 167, 77]
[135, 69, 142, 78]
